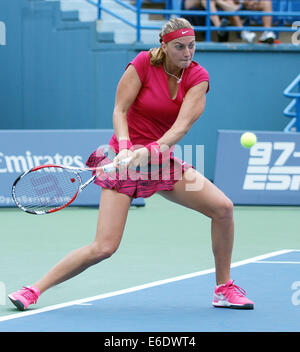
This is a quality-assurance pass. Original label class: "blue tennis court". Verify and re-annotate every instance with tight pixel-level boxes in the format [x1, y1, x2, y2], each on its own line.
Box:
[1, 249, 299, 332]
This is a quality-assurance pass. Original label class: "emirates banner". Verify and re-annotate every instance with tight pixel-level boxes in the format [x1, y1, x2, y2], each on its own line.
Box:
[0, 129, 145, 207]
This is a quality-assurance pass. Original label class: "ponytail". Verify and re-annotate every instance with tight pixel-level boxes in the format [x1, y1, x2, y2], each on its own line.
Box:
[149, 47, 165, 67]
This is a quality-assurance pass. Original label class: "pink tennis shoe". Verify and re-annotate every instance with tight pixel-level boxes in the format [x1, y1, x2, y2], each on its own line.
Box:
[8, 281, 253, 311]
[213, 280, 254, 309]
[8, 286, 40, 311]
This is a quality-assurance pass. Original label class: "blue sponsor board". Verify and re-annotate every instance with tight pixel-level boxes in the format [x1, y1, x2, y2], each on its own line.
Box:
[0, 130, 144, 208]
[214, 130, 300, 205]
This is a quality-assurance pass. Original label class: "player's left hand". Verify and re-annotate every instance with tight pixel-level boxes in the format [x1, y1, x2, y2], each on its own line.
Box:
[129, 147, 150, 168]
[114, 148, 135, 170]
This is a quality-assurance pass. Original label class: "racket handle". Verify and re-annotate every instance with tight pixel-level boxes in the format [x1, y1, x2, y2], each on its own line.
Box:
[102, 157, 132, 174]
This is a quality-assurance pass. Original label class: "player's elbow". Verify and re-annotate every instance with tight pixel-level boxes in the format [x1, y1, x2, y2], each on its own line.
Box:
[113, 106, 128, 123]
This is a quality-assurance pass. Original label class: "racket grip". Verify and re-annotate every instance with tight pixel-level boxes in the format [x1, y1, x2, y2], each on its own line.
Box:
[102, 157, 132, 174]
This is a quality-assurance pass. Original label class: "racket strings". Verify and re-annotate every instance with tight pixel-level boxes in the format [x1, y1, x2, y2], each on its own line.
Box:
[13, 167, 81, 213]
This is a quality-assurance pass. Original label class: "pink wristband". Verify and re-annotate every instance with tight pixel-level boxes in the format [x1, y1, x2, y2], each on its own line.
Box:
[145, 141, 160, 156]
[146, 142, 159, 164]
[119, 139, 133, 151]
[146, 142, 174, 164]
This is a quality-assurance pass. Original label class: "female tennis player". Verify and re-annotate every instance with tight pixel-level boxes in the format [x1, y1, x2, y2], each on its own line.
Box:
[9, 18, 254, 310]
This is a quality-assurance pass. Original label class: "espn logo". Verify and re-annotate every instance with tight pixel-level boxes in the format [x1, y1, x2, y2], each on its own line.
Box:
[0, 21, 6, 46]
[243, 142, 300, 191]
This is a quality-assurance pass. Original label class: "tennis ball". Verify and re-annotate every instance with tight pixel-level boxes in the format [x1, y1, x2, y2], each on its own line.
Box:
[240, 132, 257, 148]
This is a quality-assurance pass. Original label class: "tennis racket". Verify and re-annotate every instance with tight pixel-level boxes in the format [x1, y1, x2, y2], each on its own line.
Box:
[11, 157, 132, 215]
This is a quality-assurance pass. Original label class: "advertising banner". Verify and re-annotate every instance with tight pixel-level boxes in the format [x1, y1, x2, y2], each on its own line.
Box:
[0, 130, 145, 208]
[214, 130, 300, 205]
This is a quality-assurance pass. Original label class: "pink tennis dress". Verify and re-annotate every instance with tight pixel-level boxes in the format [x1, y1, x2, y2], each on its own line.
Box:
[86, 51, 209, 198]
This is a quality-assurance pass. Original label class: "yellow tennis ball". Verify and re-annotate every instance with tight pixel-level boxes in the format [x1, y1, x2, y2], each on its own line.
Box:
[240, 132, 257, 148]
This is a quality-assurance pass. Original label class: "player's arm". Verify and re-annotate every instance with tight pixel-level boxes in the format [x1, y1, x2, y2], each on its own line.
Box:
[113, 64, 142, 141]
[157, 81, 208, 151]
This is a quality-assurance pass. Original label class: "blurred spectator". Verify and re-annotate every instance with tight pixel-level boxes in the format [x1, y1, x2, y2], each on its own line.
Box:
[222, 0, 277, 43]
[184, 0, 276, 43]
[184, 0, 256, 42]
[183, 0, 234, 42]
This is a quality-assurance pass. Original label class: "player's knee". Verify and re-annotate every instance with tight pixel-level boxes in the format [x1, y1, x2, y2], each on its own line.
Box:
[89, 242, 118, 263]
[213, 198, 234, 221]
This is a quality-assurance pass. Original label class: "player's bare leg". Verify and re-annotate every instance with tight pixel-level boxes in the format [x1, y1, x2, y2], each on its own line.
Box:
[33, 189, 132, 294]
[159, 167, 234, 285]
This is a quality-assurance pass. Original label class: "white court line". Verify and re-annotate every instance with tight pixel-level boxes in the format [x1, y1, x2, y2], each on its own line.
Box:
[0, 249, 295, 323]
[253, 261, 300, 264]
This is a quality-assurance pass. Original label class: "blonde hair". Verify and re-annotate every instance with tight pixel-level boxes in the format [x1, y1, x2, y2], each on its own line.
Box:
[149, 17, 194, 67]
